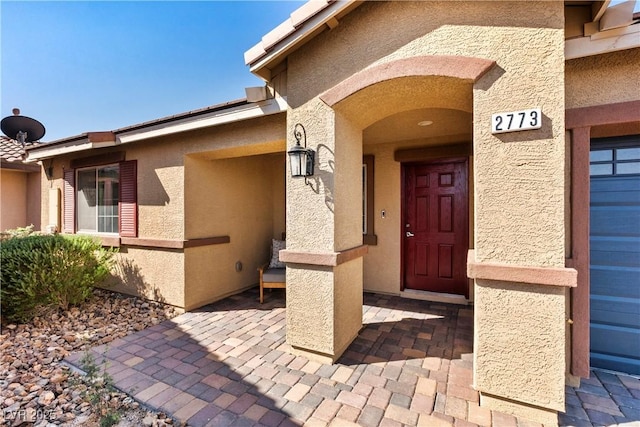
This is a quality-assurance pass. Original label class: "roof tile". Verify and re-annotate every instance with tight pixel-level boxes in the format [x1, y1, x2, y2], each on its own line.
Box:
[0, 136, 33, 163]
[290, 0, 331, 28]
[261, 19, 297, 51]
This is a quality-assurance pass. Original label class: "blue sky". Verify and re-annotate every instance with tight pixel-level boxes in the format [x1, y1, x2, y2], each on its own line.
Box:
[2, 1, 637, 142]
[1, 1, 304, 141]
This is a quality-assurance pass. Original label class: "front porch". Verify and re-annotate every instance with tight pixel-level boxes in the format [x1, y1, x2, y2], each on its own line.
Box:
[65, 290, 637, 426]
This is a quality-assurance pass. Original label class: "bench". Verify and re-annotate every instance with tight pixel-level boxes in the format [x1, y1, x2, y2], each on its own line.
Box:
[258, 263, 286, 304]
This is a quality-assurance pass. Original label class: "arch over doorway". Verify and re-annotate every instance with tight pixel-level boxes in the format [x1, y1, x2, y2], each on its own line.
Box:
[320, 55, 496, 108]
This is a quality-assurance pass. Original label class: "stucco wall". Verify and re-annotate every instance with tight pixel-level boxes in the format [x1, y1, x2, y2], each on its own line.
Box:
[283, 0, 568, 419]
[287, 264, 335, 354]
[26, 171, 41, 230]
[474, 280, 567, 411]
[286, 103, 336, 253]
[334, 259, 363, 354]
[287, 0, 567, 268]
[183, 153, 285, 310]
[1, 169, 28, 231]
[286, 102, 365, 360]
[566, 48, 640, 109]
[39, 114, 285, 241]
[288, 1, 565, 108]
[38, 113, 286, 309]
[108, 248, 186, 307]
[125, 144, 184, 240]
[363, 144, 401, 294]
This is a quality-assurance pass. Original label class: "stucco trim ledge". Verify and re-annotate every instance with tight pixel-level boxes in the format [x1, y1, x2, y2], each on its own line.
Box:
[467, 250, 577, 288]
[566, 100, 640, 129]
[113, 236, 231, 250]
[279, 245, 368, 267]
[320, 56, 496, 107]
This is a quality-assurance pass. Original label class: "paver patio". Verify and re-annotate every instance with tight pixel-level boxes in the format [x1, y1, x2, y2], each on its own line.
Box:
[66, 289, 640, 427]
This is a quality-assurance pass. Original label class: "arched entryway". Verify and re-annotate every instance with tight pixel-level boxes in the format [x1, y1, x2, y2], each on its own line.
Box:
[322, 55, 494, 302]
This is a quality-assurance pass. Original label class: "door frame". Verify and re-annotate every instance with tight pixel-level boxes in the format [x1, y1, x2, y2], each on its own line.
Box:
[566, 100, 640, 378]
[400, 156, 470, 296]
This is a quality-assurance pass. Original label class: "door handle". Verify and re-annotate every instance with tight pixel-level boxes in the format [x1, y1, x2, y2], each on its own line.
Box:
[406, 231, 415, 237]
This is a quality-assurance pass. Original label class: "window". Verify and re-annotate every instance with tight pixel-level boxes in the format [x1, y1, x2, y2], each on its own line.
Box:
[77, 165, 119, 233]
[63, 158, 137, 237]
[590, 137, 640, 177]
[363, 155, 377, 245]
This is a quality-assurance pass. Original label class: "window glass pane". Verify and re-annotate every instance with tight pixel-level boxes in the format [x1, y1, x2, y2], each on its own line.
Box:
[590, 150, 612, 162]
[97, 165, 119, 233]
[616, 162, 640, 175]
[616, 148, 640, 161]
[77, 169, 97, 231]
[590, 164, 613, 176]
[77, 165, 120, 234]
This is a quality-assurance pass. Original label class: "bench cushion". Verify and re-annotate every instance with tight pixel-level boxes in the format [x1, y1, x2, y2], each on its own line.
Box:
[263, 268, 285, 283]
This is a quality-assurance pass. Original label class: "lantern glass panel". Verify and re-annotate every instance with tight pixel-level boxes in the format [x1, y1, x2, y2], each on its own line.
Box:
[289, 151, 303, 177]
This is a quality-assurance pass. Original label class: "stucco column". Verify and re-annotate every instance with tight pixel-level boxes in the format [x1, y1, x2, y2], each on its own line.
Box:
[467, 4, 576, 424]
[280, 101, 365, 363]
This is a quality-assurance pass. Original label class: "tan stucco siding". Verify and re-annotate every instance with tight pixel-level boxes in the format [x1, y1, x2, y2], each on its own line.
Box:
[286, 264, 335, 353]
[38, 114, 285, 243]
[183, 154, 285, 310]
[474, 280, 567, 412]
[284, 1, 568, 418]
[287, 0, 566, 267]
[469, 2, 567, 418]
[334, 259, 363, 354]
[37, 113, 286, 309]
[566, 48, 640, 110]
[109, 248, 186, 307]
[286, 0, 566, 279]
[1, 169, 28, 231]
[179, 114, 286, 158]
[132, 114, 284, 241]
[288, 1, 567, 108]
[287, 102, 337, 252]
[362, 145, 401, 294]
[126, 144, 185, 240]
[26, 171, 41, 230]
[334, 113, 363, 250]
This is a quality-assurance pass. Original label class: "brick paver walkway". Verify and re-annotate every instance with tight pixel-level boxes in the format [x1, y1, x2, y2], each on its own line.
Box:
[562, 369, 640, 427]
[66, 289, 640, 426]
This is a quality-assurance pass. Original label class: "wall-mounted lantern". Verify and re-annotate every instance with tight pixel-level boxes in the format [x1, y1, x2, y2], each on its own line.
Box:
[288, 123, 315, 179]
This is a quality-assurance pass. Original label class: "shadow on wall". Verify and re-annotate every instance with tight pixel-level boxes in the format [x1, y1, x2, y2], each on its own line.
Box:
[138, 168, 171, 207]
[103, 253, 168, 305]
[305, 143, 335, 214]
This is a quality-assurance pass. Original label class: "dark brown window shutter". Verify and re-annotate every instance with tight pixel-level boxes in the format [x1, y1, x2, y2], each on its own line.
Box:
[63, 169, 75, 233]
[119, 160, 137, 237]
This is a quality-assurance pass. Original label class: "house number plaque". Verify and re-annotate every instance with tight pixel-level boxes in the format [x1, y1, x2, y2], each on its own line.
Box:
[491, 108, 541, 134]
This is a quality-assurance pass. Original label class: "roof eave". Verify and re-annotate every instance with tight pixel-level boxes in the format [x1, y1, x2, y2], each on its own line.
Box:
[565, 20, 640, 60]
[116, 97, 287, 144]
[25, 97, 289, 162]
[245, 0, 361, 81]
[25, 134, 116, 162]
[1, 158, 41, 172]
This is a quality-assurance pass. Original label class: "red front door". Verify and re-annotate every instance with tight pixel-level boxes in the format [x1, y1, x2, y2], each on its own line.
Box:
[402, 160, 468, 296]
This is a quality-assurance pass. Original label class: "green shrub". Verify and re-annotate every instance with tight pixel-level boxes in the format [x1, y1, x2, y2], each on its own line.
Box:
[0, 224, 36, 241]
[0, 234, 114, 323]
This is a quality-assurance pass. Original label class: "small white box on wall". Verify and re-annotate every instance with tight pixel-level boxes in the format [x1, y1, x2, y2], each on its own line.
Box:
[48, 188, 60, 233]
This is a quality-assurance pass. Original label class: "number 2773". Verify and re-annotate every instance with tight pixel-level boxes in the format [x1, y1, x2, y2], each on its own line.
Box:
[492, 108, 541, 134]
